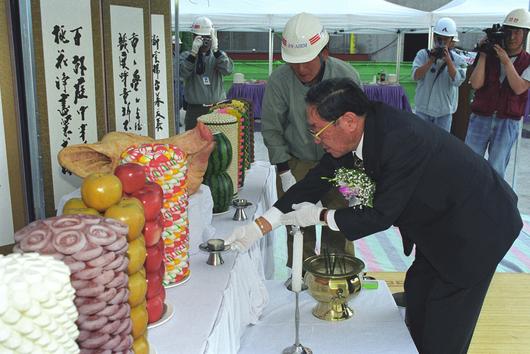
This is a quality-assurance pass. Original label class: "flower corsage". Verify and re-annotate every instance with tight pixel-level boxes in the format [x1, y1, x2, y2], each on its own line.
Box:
[322, 167, 375, 208]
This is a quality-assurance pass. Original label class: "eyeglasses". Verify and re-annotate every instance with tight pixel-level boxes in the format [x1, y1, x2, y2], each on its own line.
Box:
[308, 118, 338, 140]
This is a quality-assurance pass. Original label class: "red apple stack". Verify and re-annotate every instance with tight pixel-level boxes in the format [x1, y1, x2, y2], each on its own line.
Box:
[115, 163, 166, 326]
[120, 144, 190, 287]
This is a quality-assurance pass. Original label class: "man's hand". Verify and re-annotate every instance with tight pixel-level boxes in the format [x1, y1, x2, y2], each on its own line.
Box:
[280, 170, 297, 192]
[443, 47, 452, 63]
[280, 202, 324, 227]
[226, 222, 263, 253]
[493, 44, 510, 65]
[211, 29, 219, 52]
[191, 36, 203, 56]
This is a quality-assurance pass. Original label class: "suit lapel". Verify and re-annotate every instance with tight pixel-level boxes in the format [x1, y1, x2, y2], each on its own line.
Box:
[361, 107, 378, 178]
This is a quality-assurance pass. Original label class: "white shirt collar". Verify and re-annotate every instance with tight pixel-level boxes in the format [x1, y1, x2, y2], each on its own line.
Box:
[354, 133, 364, 160]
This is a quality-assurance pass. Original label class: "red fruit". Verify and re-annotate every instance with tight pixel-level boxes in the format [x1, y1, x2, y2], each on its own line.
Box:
[159, 284, 166, 304]
[146, 270, 163, 299]
[146, 294, 164, 323]
[114, 163, 146, 194]
[145, 245, 163, 273]
[143, 215, 163, 247]
[157, 237, 165, 255]
[131, 183, 163, 221]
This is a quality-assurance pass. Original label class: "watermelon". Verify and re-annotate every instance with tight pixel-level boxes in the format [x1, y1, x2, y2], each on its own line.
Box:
[205, 132, 232, 177]
[204, 171, 234, 213]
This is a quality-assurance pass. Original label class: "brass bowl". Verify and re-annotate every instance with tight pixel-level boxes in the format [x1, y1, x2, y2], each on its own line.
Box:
[303, 254, 365, 321]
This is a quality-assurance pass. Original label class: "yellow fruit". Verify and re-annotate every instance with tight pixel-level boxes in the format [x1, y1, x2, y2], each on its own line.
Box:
[130, 302, 148, 339]
[132, 333, 149, 354]
[63, 198, 87, 210]
[128, 271, 147, 308]
[127, 236, 147, 275]
[81, 173, 122, 211]
[104, 198, 145, 241]
[62, 207, 101, 216]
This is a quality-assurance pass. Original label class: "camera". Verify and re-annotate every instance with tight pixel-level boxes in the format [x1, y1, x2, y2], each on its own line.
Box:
[430, 46, 446, 59]
[201, 36, 211, 49]
[478, 24, 510, 54]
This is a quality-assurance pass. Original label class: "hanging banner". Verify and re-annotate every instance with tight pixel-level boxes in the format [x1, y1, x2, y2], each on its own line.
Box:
[151, 0, 175, 139]
[32, 0, 106, 216]
[103, 0, 153, 137]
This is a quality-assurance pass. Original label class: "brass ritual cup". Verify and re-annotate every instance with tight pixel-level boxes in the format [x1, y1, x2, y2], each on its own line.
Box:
[303, 254, 365, 321]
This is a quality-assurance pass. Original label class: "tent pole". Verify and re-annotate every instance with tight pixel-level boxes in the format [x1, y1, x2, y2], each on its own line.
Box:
[268, 28, 273, 77]
[174, 0, 180, 133]
[428, 26, 433, 50]
[396, 30, 403, 83]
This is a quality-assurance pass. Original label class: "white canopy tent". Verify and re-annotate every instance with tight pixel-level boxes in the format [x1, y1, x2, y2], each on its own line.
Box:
[178, 0, 430, 32]
[177, 0, 430, 78]
[432, 0, 530, 30]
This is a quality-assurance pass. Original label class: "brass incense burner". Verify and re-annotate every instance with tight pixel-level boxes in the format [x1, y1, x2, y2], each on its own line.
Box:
[303, 254, 365, 321]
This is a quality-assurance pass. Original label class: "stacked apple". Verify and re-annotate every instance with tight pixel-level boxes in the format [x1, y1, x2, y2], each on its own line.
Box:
[63, 171, 152, 353]
[114, 163, 167, 328]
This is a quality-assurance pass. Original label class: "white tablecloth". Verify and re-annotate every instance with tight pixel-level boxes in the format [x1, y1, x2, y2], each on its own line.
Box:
[149, 161, 280, 354]
[238, 280, 418, 354]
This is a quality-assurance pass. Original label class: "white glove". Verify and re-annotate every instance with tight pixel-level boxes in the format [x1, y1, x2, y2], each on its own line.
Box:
[280, 202, 324, 227]
[211, 29, 219, 52]
[226, 222, 263, 253]
[191, 36, 203, 56]
[280, 170, 297, 192]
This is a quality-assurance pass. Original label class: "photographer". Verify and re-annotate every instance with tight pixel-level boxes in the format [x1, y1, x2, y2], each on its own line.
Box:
[179, 16, 234, 130]
[412, 17, 467, 132]
[465, 8, 530, 178]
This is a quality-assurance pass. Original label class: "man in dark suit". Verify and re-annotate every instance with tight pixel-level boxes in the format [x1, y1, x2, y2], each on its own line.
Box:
[227, 77, 522, 354]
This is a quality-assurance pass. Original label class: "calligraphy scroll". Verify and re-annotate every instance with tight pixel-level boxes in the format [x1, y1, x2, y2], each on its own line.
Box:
[150, 0, 175, 139]
[32, 0, 105, 216]
[103, 0, 154, 137]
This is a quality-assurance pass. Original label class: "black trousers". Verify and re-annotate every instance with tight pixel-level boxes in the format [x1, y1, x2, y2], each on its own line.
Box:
[404, 251, 494, 354]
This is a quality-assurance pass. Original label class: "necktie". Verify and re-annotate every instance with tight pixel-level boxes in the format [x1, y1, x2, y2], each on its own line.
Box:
[353, 153, 363, 169]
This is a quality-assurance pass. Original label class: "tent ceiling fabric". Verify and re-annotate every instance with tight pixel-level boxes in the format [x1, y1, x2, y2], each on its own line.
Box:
[178, 0, 430, 32]
[432, 0, 530, 29]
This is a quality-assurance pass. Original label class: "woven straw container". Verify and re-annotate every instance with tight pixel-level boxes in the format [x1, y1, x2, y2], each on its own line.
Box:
[198, 112, 239, 196]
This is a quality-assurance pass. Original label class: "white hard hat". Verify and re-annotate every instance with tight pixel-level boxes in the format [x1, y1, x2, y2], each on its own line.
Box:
[452, 33, 459, 42]
[503, 8, 530, 30]
[191, 16, 213, 36]
[281, 12, 329, 63]
[433, 17, 457, 37]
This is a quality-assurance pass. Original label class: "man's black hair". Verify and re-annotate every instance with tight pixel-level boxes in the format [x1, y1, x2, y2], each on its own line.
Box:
[305, 77, 371, 122]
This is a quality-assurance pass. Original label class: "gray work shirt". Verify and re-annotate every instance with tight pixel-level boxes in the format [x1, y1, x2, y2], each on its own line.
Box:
[412, 49, 467, 117]
[262, 57, 361, 164]
[179, 50, 234, 105]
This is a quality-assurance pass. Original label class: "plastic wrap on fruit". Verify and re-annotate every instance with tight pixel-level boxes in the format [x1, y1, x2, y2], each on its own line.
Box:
[57, 122, 215, 195]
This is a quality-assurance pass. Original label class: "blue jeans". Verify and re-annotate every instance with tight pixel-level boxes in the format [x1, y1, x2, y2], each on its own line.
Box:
[464, 113, 520, 178]
[415, 111, 452, 132]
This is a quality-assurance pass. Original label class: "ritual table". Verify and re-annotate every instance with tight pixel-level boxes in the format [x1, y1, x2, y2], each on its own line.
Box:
[148, 161, 280, 354]
[227, 81, 267, 118]
[238, 280, 418, 354]
[363, 84, 412, 112]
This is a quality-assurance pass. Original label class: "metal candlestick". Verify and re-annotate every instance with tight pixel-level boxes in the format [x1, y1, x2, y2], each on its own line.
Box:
[282, 291, 312, 354]
[232, 199, 252, 221]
